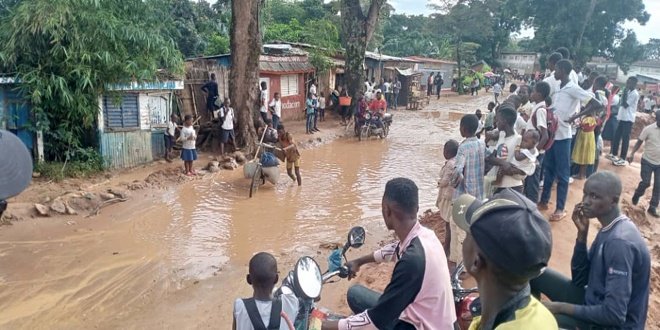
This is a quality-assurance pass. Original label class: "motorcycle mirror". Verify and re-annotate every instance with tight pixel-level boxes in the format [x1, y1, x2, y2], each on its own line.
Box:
[347, 226, 366, 249]
[292, 256, 323, 300]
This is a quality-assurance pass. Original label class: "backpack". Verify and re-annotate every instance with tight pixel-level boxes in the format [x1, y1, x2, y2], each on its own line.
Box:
[242, 298, 282, 330]
[531, 105, 558, 151]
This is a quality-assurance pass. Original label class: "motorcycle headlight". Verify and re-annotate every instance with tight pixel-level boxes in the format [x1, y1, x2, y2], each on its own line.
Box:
[365, 113, 371, 120]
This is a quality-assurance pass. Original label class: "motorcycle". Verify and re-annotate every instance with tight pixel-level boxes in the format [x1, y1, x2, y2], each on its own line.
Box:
[451, 262, 480, 330]
[277, 227, 366, 330]
[358, 112, 393, 141]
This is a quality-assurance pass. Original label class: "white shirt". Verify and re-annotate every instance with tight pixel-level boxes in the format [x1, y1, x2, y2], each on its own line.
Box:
[490, 133, 524, 188]
[166, 120, 176, 137]
[384, 82, 392, 93]
[543, 74, 561, 97]
[514, 115, 527, 135]
[510, 148, 539, 183]
[617, 89, 640, 123]
[493, 84, 502, 94]
[526, 103, 548, 154]
[181, 125, 196, 150]
[310, 84, 317, 96]
[221, 107, 235, 130]
[260, 90, 268, 113]
[570, 70, 579, 85]
[318, 96, 326, 109]
[552, 81, 595, 140]
[233, 293, 299, 330]
[644, 98, 656, 111]
[269, 98, 282, 118]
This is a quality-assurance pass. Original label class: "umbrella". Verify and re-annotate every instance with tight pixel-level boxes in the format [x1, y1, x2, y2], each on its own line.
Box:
[503, 69, 511, 73]
[483, 72, 495, 77]
[0, 130, 33, 200]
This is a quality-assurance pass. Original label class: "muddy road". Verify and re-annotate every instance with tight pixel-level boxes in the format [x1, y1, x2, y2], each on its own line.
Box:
[0, 98, 479, 329]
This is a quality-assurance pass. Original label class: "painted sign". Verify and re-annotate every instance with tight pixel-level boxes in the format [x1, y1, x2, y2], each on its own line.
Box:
[107, 80, 184, 91]
[282, 100, 300, 110]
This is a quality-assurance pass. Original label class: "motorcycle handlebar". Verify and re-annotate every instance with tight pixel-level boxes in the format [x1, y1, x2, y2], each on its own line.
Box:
[322, 266, 350, 283]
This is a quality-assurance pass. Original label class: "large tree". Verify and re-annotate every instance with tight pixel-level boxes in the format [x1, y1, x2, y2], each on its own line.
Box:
[0, 0, 182, 161]
[520, 0, 649, 64]
[340, 0, 386, 106]
[229, 0, 260, 155]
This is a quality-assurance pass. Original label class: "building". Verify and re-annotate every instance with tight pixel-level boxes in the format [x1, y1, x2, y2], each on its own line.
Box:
[498, 51, 541, 75]
[184, 45, 315, 122]
[364, 51, 418, 85]
[98, 80, 184, 169]
[1, 77, 183, 169]
[405, 56, 457, 90]
[0, 78, 42, 161]
[587, 58, 660, 89]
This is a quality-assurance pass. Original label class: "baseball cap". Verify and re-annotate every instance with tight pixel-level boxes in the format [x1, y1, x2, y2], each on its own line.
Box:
[452, 188, 552, 279]
[0, 130, 33, 200]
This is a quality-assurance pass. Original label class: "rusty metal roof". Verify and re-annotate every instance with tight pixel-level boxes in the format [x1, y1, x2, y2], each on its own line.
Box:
[259, 60, 315, 73]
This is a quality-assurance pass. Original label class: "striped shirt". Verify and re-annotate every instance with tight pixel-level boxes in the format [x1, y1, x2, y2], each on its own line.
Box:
[454, 137, 486, 200]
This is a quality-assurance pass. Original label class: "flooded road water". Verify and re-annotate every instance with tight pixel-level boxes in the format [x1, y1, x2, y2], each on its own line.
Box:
[0, 104, 475, 329]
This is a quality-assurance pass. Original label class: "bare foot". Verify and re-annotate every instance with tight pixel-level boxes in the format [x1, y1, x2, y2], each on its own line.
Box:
[537, 203, 549, 211]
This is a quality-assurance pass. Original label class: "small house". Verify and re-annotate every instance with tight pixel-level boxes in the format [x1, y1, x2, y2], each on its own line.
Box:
[498, 52, 541, 76]
[184, 46, 315, 122]
[98, 80, 184, 169]
[0, 77, 42, 161]
[406, 56, 457, 91]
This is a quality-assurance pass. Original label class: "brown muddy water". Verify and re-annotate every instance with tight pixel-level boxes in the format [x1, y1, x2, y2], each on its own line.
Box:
[0, 106, 475, 329]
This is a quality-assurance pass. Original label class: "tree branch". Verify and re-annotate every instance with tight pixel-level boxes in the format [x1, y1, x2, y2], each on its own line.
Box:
[365, 0, 386, 43]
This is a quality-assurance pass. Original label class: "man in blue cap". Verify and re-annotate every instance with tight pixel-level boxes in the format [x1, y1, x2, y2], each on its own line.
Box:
[452, 188, 557, 329]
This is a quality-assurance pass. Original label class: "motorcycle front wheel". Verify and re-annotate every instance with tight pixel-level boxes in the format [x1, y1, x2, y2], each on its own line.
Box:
[359, 127, 368, 141]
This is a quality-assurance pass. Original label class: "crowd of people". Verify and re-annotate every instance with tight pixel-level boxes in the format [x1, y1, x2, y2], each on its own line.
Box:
[184, 44, 657, 330]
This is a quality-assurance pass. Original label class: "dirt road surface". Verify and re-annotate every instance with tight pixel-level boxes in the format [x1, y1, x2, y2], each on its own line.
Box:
[0, 93, 657, 329]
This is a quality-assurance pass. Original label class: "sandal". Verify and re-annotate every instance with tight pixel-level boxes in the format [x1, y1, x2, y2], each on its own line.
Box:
[549, 211, 567, 222]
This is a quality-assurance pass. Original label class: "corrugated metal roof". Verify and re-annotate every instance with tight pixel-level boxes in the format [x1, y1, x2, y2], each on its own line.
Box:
[406, 56, 457, 65]
[259, 61, 315, 73]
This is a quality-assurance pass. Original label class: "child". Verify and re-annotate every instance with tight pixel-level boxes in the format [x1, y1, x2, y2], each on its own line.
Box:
[220, 98, 237, 156]
[277, 124, 302, 186]
[318, 92, 326, 122]
[484, 102, 496, 132]
[305, 92, 315, 134]
[437, 140, 461, 267]
[452, 114, 486, 201]
[475, 109, 484, 139]
[232, 252, 298, 330]
[164, 114, 178, 162]
[572, 114, 597, 179]
[180, 115, 197, 176]
[496, 129, 539, 186]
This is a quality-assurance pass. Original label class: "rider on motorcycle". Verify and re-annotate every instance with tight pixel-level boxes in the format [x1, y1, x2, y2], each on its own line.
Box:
[322, 178, 456, 330]
[355, 93, 369, 136]
[368, 90, 387, 128]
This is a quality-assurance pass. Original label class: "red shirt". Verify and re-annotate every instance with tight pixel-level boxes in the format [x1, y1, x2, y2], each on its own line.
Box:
[369, 99, 387, 115]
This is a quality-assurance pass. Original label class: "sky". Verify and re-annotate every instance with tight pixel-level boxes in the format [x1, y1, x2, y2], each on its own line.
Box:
[389, 0, 659, 43]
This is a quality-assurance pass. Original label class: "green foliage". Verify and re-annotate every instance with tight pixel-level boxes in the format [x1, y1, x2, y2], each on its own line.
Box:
[520, 0, 649, 64]
[205, 33, 231, 55]
[645, 39, 660, 61]
[0, 0, 183, 162]
[34, 148, 105, 181]
[264, 18, 304, 43]
[613, 31, 646, 74]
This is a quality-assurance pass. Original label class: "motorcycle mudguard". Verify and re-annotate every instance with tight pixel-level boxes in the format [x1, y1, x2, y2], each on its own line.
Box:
[327, 249, 342, 272]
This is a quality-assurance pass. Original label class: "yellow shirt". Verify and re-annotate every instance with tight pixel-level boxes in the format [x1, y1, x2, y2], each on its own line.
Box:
[469, 297, 558, 330]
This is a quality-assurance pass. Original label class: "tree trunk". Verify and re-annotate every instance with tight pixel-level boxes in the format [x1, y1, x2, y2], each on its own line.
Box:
[456, 38, 463, 95]
[575, 0, 598, 59]
[340, 0, 385, 109]
[230, 0, 260, 156]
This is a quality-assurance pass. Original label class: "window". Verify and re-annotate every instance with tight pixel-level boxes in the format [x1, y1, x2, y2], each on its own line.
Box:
[103, 94, 139, 129]
[281, 74, 299, 97]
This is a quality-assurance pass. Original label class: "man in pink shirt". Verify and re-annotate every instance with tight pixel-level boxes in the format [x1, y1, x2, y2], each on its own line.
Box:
[322, 178, 456, 330]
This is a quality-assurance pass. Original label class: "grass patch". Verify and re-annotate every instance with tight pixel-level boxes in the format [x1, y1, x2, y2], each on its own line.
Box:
[34, 148, 105, 181]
